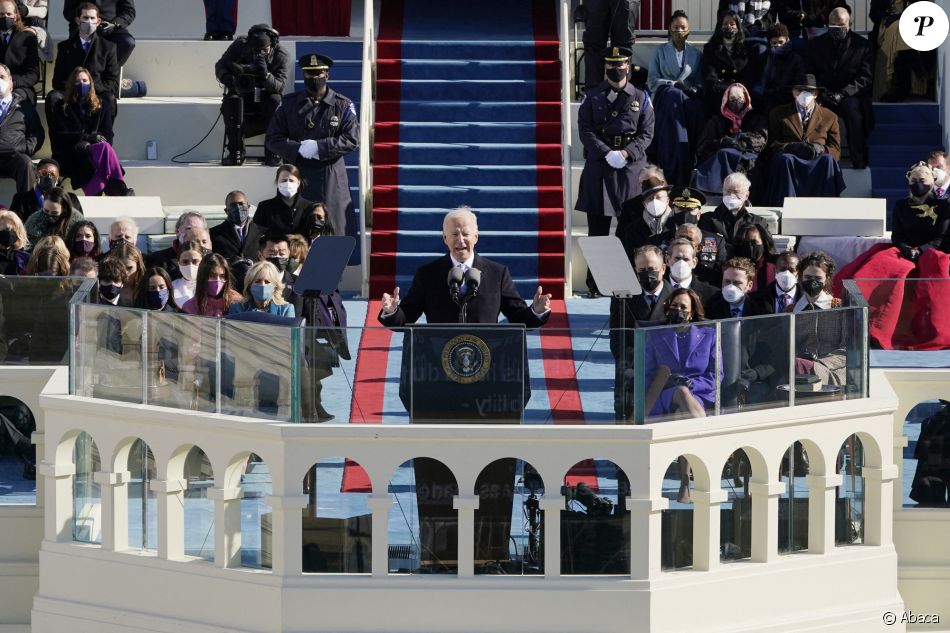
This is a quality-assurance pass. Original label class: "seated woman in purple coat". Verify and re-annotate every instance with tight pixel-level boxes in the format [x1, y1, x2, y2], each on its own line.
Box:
[643, 287, 719, 420]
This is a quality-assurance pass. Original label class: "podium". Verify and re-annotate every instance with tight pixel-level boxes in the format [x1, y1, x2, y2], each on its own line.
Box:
[398, 325, 529, 423]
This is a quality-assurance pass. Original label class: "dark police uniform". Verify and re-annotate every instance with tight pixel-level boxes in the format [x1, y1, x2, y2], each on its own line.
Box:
[215, 24, 289, 165]
[266, 53, 359, 238]
[576, 47, 654, 294]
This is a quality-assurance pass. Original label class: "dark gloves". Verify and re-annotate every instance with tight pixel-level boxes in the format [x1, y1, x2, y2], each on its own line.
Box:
[98, 20, 116, 35]
[254, 54, 269, 78]
[897, 244, 920, 261]
[720, 136, 742, 150]
[75, 140, 90, 152]
[784, 142, 818, 160]
[824, 92, 844, 107]
[221, 74, 236, 90]
[665, 373, 693, 389]
[94, 134, 108, 144]
[810, 142, 825, 156]
[740, 368, 758, 381]
[673, 81, 700, 98]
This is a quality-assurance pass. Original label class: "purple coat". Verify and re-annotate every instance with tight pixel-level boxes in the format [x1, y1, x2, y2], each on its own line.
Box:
[643, 325, 719, 416]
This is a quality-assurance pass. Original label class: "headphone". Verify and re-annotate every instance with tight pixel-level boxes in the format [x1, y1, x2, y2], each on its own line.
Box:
[248, 24, 280, 47]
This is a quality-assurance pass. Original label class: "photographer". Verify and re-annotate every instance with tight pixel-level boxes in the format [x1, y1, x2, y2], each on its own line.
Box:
[215, 24, 288, 166]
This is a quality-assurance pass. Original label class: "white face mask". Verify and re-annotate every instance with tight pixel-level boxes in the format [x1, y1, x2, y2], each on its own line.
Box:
[180, 263, 199, 282]
[796, 91, 815, 109]
[722, 194, 744, 211]
[775, 270, 797, 292]
[277, 181, 299, 198]
[79, 20, 97, 36]
[722, 283, 745, 304]
[645, 198, 668, 218]
[933, 167, 948, 185]
[670, 259, 692, 282]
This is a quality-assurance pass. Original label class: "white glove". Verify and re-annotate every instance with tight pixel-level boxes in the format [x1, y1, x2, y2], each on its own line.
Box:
[298, 139, 319, 159]
[605, 150, 626, 169]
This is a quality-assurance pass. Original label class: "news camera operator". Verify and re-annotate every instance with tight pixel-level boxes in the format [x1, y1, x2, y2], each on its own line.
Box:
[214, 23, 288, 166]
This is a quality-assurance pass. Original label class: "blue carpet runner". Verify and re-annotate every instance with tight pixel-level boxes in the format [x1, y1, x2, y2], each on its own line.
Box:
[868, 102, 942, 229]
[370, 0, 565, 299]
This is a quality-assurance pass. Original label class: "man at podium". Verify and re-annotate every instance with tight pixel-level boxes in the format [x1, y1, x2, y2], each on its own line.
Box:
[378, 207, 551, 325]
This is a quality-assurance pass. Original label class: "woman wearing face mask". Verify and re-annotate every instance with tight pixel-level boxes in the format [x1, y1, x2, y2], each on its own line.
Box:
[297, 201, 336, 244]
[171, 240, 204, 308]
[134, 267, 181, 313]
[701, 13, 756, 118]
[731, 224, 776, 292]
[252, 164, 314, 235]
[181, 253, 241, 316]
[0, 210, 30, 275]
[24, 187, 83, 245]
[647, 10, 704, 187]
[642, 287, 717, 421]
[64, 220, 102, 261]
[787, 251, 847, 386]
[695, 83, 768, 194]
[47, 67, 130, 197]
[228, 261, 295, 317]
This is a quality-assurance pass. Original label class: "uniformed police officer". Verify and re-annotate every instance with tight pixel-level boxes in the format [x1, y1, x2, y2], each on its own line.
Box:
[265, 53, 358, 238]
[215, 24, 289, 166]
[575, 46, 654, 297]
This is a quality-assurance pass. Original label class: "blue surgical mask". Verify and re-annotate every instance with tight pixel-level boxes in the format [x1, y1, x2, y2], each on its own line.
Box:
[147, 289, 169, 310]
[75, 82, 91, 97]
[251, 282, 275, 303]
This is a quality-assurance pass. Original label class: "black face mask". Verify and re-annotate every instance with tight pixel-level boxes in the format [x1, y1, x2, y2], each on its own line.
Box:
[720, 27, 738, 41]
[99, 283, 121, 301]
[304, 76, 327, 94]
[637, 269, 661, 291]
[829, 27, 848, 41]
[109, 238, 131, 250]
[727, 100, 745, 113]
[667, 307, 689, 324]
[735, 241, 764, 261]
[802, 278, 825, 296]
[0, 16, 15, 31]
[306, 216, 327, 237]
[267, 256, 289, 273]
[0, 228, 13, 248]
[226, 203, 250, 225]
[605, 67, 627, 83]
[37, 175, 57, 192]
[771, 44, 790, 56]
[910, 182, 932, 198]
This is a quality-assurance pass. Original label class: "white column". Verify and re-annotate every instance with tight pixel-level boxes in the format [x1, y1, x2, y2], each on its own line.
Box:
[540, 498, 562, 577]
[628, 497, 666, 579]
[862, 465, 899, 547]
[452, 495, 479, 578]
[691, 489, 727, 571]
[209, 486, 243, 568]
[152, 478, 185, 561]
[749, 481, 786, 563]
[367, 495, 393, 577]
[32, 432, 46, 507]
[95, 470, 130, 552]
[264, 494, 309, 577]
[39, 461, 74, 543]
[805, 474, 842, 554]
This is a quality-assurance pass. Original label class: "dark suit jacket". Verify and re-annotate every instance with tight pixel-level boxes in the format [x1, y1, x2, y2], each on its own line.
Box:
[805, 31, 873, 98]
[698, 205, 770, 245]
[52, 34, 120, 97]
[64, 0, 136, 29]
[672, 277, 718, 308]
[0, 96, 43, 157]
[283, 271, 351, 360]
[378, 253, 548, 327]
[704, 292, 769, 319]
[767, 102, 841, 160]
[755, 281, 803, 314]
[1, 30, 39, 99]
[145, 245, 181, 279]
[211, 220, 261, 262]
[609, 281, 674, 359]
[252, 193, 316, 236]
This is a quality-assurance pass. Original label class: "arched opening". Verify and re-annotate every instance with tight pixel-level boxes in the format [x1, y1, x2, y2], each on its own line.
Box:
[778, 441, 810, 554]
[836, 435, 865, 546]
[72, 431, 101, 544]
[127, 439, 157, 551]
[661, 455, 694, 570]
[301, 457, 371, 573]
[562, 459, 629, 575]
[183, 446, 214, 560]
[474, 458, 540, 575]
[388, 457, 457, 575]
[0, 396, 36, 505]
[904, 399, 950, 507]
[240, 453, 273, 569]
[720, 449, 752, 562]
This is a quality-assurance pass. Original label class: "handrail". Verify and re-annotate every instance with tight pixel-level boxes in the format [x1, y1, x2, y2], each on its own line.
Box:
[358, 0, 376, 298]
[560, 0, 574, 297]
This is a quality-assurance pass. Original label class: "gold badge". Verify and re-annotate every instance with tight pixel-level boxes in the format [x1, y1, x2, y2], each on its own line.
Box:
[441, 335, 491, 384]
[612, 47, 619, 57]
[310, 54, 318, 67]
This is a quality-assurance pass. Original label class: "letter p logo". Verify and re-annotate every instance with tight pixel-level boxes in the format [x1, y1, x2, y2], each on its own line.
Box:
[900, 2, 949, 51]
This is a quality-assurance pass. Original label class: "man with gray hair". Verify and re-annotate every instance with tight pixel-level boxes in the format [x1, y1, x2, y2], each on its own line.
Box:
[379, 207, 551, 325]
[107, 215, 138, 250]
[145, 209, 209, 279]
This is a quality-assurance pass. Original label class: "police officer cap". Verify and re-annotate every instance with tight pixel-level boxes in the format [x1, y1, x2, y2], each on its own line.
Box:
[603, 46, 633, 63]
[669, 187, 706, 211]
[300, 53, 334, 71]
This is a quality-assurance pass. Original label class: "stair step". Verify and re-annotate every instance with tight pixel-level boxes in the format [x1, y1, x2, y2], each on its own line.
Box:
[376, 79, 561, 102]
[375, 100, 561, 123]
[374, 142, 563, 166]
[373, 207, 564, 232]
[867, 145, 934, 167]
[869, 124, 944, 145]
[374, 121, 560, 144]
[372, 229, 564, 253]
[373, 165, 563, 187]
[869, 167, 912, 189]
[377, 59, 560, 81]
[378, 39, 559, 61]
[872, 102, 939, 125]
[372, 185, 564, 208]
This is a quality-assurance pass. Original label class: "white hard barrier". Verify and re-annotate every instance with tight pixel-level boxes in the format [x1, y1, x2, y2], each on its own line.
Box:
[78, 195, 164, 236]
[780, 198, 887, 237]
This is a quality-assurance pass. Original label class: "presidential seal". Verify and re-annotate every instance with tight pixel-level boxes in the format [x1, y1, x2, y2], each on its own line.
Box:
[441, 334, 491, 384]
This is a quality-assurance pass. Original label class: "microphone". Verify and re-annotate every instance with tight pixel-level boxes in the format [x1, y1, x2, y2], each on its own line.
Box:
[464, 267, 481, 297]
[447, 266, 464, 302]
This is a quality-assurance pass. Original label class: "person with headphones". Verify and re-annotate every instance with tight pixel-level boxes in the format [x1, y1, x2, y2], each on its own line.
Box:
[214, 23, 289, 166]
